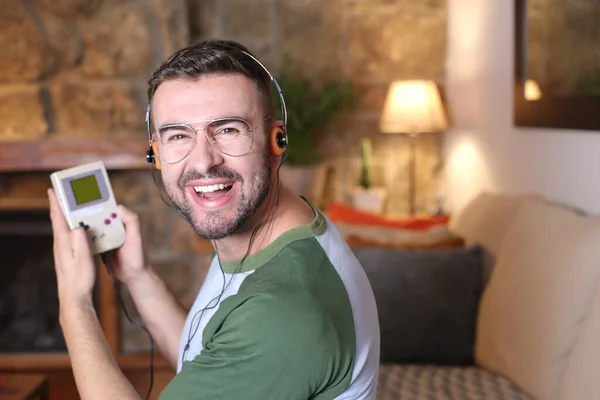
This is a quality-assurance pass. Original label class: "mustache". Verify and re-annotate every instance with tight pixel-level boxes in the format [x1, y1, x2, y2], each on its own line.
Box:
[178, 167, 243, 188]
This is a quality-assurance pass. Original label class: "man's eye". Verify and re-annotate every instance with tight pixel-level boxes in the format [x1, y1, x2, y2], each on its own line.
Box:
[168, 133, 188, 141]
[159, 127, 194, 142]
[216, 127, 241, 135]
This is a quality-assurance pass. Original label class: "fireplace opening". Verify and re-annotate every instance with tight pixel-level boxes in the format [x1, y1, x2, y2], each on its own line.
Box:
[0, 209, 97, 353]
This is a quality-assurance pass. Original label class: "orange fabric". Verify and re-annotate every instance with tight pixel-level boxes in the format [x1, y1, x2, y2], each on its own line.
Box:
[328, 202, 450, 231]
[345, 234, 464, 249]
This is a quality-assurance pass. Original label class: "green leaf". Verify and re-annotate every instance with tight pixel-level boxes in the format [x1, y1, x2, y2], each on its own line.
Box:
[273, 66, 356, 166]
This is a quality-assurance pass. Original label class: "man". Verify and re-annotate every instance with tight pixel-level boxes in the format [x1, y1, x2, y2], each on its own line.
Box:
[49, 39, 380, 399]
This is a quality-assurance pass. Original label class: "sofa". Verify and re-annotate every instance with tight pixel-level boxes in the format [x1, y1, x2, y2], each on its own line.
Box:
[345, 192, 600, 400]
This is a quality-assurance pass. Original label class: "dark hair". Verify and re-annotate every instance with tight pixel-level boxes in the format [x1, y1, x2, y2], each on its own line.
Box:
[147, 39, 275, 122]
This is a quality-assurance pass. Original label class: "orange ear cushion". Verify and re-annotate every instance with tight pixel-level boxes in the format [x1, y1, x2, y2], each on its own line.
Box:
[269, 127, 286, 156]
[151, 141, 162, 170]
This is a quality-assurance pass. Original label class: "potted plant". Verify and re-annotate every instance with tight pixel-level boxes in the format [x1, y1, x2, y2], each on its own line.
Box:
[351, 138, 387, 214]
[275, 69, 355, 203]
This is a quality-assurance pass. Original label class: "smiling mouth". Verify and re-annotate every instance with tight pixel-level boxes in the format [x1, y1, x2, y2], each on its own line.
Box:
[192, 183, 234, 199]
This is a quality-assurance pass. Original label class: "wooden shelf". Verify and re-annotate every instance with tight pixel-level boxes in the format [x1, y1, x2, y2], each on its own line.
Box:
[0, 137, 149, 172]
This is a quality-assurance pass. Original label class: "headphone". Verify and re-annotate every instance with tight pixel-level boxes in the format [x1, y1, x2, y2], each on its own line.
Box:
[145, 51, 288, 168]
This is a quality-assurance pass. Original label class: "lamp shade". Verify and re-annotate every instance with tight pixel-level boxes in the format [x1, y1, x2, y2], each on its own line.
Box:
[379, 80, 448, 134]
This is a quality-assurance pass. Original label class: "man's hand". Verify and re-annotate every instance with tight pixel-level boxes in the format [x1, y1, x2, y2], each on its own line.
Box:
[48, 188, 141, 400]
[103, 205, 150, 286]
[48, 188, 96, 308]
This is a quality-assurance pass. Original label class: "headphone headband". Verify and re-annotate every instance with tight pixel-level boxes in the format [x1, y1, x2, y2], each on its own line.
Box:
[240, 51, 288, 131]
[145, 51, 287, 141]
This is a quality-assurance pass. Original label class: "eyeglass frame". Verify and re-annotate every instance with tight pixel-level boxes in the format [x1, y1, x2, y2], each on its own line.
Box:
[145, 51, 288, 164]
[150, 115, 271, 163]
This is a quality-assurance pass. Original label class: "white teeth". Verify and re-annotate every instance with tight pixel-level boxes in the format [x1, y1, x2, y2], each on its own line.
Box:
[193, 183, 232, 194]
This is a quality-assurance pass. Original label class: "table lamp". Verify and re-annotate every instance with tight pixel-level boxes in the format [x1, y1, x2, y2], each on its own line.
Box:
[379, 80, 448, 215]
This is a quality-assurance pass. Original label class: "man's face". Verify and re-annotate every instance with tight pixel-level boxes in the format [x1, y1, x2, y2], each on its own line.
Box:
[151, 74, 273, 240]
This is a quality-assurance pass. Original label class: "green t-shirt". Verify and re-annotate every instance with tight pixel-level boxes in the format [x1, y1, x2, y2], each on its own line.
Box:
[158, 203, 380, 399]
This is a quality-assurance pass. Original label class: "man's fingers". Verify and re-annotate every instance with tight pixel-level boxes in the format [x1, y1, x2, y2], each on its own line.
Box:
[117, 204, 140, 229]
[48, 188, 72, 253]
[71, 226, 93, 261]
[117, 204, 142, 243]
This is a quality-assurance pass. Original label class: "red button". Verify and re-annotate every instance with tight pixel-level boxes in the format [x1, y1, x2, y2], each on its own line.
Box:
[111, 213, 117, 219]
[104, 219, 111, 225]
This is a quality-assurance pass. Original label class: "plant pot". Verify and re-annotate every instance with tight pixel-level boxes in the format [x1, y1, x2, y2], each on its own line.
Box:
[279, 164, 326, 205]
[351, 187, 387, 214]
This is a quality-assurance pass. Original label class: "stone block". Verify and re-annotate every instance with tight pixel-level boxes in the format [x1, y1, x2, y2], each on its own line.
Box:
[34, 0, 103, 18]
[50, 80, 145, 137]
[318, 113, 379, 158]
[154, 0, 190, 57]
[0, 0, 47, 82]
[223, 0, 272, 38]
[280, 0, 345, 77]
[79, 6, 153, 77]
[134, 199, 206, 259]
[346, 5, 446, 82]
[355, 82, 391, 112]
[188, 0, 219, 40]
[0, 86, 48, 140]
[110, 171, 155, 207]
[243, 40, 277, 72]
[36, 6, 83, 76]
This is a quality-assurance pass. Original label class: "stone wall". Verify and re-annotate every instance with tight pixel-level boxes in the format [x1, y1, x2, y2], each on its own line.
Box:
[0, 0, 189, 140]
[0, 0, 208, 354]
[189, 0, 448, 215]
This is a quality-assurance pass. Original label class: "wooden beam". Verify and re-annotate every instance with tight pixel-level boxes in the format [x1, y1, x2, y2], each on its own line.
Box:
[97, 256, 121, 355]
[0, 354, 72, 370]
[0, 138, 149, 172]
[0, 353, 170, 371]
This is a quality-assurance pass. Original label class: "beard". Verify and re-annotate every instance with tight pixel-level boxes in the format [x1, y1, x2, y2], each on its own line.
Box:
[165, 151, 272, 241]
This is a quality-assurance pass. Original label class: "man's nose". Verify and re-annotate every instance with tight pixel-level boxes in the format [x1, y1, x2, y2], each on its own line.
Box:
[186, 130, 224, 173]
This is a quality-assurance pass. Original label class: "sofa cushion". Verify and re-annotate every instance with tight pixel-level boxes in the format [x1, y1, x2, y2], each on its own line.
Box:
[559, 285, 600, 400]
[449, 192, 541, 286]
[475, 199, 600, 400]
[353, 246, 482, 365]
[377, 364, 533, 400]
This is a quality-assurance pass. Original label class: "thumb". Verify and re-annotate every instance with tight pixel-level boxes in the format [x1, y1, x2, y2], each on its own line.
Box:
[71, 227, 93, 260]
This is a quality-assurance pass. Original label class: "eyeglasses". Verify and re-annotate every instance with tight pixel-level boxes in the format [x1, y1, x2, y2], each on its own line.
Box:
[151, 117, 267, 164]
